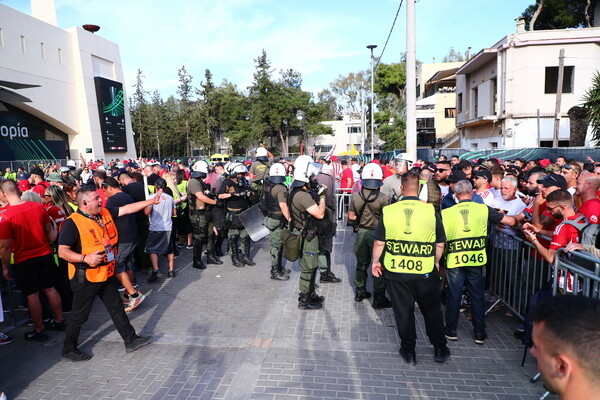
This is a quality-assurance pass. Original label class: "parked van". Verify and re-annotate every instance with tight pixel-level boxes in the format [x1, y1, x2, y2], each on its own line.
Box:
[210, 154, 230, 163]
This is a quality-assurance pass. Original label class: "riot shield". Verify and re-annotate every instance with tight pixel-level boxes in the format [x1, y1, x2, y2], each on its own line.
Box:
[239, 204, 269, 241]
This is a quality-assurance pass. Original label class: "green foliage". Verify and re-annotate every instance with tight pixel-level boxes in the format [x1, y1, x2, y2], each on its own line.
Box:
[441, 47, 466, 62]
[521, 0, 597, 30]
[582, 71, 600, 145]
[329, 71, 368, 118]
[374, 63, 406, 99]
[376, 115, 406, 151]
[129, 51, 336, 158]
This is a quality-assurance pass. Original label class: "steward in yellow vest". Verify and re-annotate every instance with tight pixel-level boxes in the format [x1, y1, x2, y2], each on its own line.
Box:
[371, 173, 450, 365]
[57, 186, 163, 362]
[440, 179, 517, 345]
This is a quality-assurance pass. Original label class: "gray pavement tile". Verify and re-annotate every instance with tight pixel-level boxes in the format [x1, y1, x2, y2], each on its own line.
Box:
[0, 229, 551, 400]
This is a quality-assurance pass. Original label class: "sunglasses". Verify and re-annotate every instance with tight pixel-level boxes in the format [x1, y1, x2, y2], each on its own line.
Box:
[43, 194, 51, 198]
[562, 164, 573, 170]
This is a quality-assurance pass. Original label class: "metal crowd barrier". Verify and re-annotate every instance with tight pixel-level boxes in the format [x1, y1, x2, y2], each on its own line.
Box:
[334, 191, 352, 227]
[553, 249, 600, 298]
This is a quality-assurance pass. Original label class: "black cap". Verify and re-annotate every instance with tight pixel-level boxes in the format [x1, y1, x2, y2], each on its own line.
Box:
[537, 173, 567, 190]
[154, 177, 167, 189]
[474, 169, 492, 182]
[30, 167, 44, 177]
[446, 170, 467, 183]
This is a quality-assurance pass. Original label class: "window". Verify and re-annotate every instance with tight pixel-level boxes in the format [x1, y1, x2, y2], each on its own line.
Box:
[347, 126, 361, 134]
[416, 84, 421, 98]
[445, 108, 456, 118]
[58, 48, 63, 64]
[490, 142, 498, 148]
[540, 140, 570, 148]
[316, 145, 332, 153]
[471, 143, 478, 149]
[41, 42, 46, 59]
[416, 104, 435, 110]
[545, 66, 574, 94]
[416, 118, 435, 130]
[457, 93, 463, 113]
[472, 87, 478, 117]
[0, 29, 4, 48]
[20, 35, 26, 54]
[491, 78, 497, 114]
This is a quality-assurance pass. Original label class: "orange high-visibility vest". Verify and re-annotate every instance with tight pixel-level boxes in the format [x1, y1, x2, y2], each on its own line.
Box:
[67, 209, 118, 282]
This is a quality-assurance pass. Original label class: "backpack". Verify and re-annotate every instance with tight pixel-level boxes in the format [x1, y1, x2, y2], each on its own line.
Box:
[561, 214, 600, 271]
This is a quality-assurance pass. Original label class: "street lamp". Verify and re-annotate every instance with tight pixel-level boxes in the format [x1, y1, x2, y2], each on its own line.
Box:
[296, 110, 306, 156]
[367, 44, 377, 160]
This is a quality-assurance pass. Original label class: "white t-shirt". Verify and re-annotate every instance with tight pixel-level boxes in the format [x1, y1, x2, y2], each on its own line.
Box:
[148, 192, 175, 231]
[492, 196, 526, 249]
[476, 188, 495, 207]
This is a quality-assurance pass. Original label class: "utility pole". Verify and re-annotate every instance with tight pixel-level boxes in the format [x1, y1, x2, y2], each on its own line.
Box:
[405, 0, 417, 161]
[367, 45, 377, 160]
[360, 85, 365, 154]
[552, 48, 565, 147]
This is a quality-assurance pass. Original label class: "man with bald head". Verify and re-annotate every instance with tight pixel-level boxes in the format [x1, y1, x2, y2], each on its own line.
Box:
[575, 172, 600, 224]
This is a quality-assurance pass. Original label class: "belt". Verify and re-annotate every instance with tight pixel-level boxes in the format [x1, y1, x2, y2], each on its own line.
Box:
[358, 225, 375, 231]
[267, 212, 285, 220]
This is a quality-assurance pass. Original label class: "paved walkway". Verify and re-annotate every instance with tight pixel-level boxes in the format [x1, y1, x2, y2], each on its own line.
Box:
[1, 227, 552, 400]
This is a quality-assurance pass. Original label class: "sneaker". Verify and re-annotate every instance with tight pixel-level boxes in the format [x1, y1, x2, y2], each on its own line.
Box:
[186, 244, 193, 249]
[24, 329, 48, 342]
[176, 243, 185, 249]
[61, 348, 92, 362]
[0, 332, 15, 345]
[124, 292, 146, 312]
[125, 334, 152, 353]
[474, 333, 488, 345]
[14, 304, 28, 311]
[45, 319, 66, 331]
[168, 270, 176, 278]
[444, 328, 458, 341]
[434, 346, 451, 363]
[147, 271, 159, 283]
[122, 294, 130, 304]
[28, 317, 52, 327]
[117, 286, 126, 292]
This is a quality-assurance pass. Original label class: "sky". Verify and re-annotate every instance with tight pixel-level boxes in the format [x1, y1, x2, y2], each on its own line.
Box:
[4, 0, 534, 98]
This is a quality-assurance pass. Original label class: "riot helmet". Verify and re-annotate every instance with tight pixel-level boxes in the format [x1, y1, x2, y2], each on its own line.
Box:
[268, 163, 287, 184]
[361, 163, 384, 189]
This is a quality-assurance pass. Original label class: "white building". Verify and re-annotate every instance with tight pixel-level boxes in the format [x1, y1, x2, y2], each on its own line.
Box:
[456, 22, 600, 149]
[0, 0, 136, 162]
[316, 117, 365, 156]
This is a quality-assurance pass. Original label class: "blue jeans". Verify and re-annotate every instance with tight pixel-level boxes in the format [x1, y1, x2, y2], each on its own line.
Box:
[445, 266, 486, 335]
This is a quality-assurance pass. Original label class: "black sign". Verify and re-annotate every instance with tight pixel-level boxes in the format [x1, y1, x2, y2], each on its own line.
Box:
[94, 77, 127, 152]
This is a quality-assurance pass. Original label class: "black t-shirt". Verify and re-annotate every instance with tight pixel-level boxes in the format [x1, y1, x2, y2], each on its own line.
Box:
[105, 192, 138, 244]
[122, 182, 147, 227]
[373, 196, 446, 281]
[58, 208, 120, 254]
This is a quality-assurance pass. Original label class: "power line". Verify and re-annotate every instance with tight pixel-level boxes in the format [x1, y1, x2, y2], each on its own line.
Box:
[374, 0, 403, 71]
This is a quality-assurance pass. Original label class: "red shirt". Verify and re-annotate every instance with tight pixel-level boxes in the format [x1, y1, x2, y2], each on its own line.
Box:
[341, 168, 354, 192]
[382, 166, 393, 179]
[31, 181, 50, 197]
[0, 201, 52, 264]
[44, 203, 66, 229]
[577, 198, 600, 224]
[96, 188, 108, 207]
[550, 214, 584, 251]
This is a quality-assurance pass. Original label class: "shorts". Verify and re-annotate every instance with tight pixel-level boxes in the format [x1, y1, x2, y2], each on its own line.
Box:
[115, 242, 138, 274]
[145, 230, 174, 255]
[14, 253, 57, 296]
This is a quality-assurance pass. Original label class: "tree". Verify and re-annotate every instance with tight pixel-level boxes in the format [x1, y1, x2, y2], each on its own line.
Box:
[196, 69, 218, 154]
[441, 47, 465, 63]
[329, 71, 368, 118]
[376, 115, 406, 151]
[130, 69, 150, 158]
[177, 66, 194, 157]
[582, 71, 600, 145]
[521, 0, 597, 30]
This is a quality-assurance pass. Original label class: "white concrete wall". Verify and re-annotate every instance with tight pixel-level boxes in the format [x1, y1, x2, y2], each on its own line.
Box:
[0, 4, 136, 161]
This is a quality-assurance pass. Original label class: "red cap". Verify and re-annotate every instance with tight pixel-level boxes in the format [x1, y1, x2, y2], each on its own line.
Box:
[371, 159, 380, 164]
[18, 180, 31, 191]
[331, 156, 338, 161]
[540, 158, 551, 167]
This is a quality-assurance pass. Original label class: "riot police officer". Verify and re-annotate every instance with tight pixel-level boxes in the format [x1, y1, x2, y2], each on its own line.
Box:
[380, 153, 413, 203]
[263, 163, 291, 281]
[315, 169, 341, 283]
[348, 163, 391, 308]
[249, 146, 272, 201]
[289, 155, 327, 310]
[219, 163, 254, 268]
[187, 160, 222, 269]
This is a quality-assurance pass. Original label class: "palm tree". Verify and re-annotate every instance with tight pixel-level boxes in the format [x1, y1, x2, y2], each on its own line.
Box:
[583, 72, 600, 145]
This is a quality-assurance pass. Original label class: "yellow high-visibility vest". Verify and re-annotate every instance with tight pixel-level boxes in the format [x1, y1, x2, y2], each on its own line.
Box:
[442, 201, 488, 269]
[383, 199, 436, 274]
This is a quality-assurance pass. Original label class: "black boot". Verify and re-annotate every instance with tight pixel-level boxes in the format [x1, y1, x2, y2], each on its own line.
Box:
[276, 250, 291, 275]
[308, 268, 324, 304]
[320, 269, 342, 283]
[355, 286, 372, 302]
[298, 293, 322, 310]
[372, 293, 392, 309]
[241, 237, 255, 266]
[270, 266, 290, 281]
[206, 236, 223, 265]
[230, 237, 244, 268]
[192, 239, 206, 269]
[214, 234, 225, 257]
